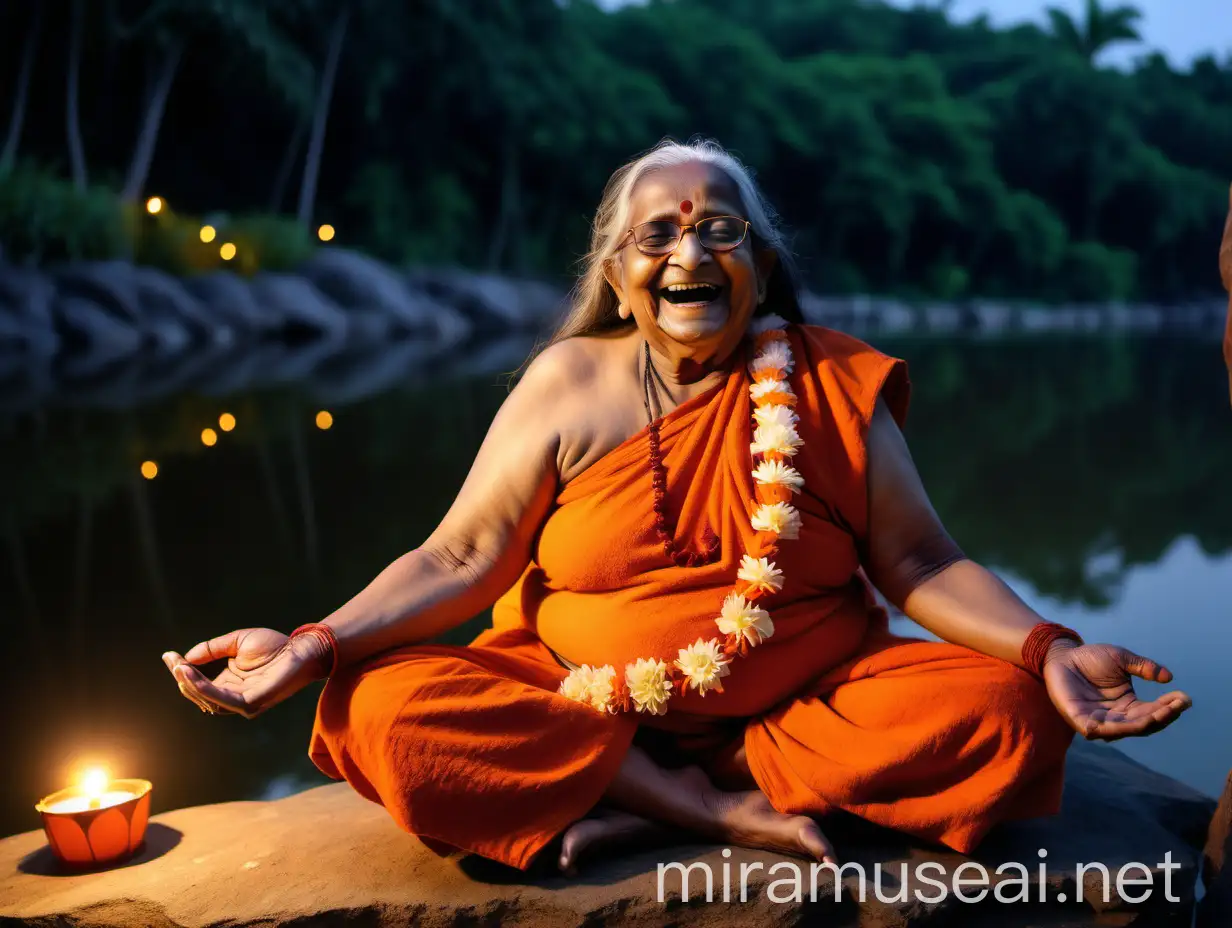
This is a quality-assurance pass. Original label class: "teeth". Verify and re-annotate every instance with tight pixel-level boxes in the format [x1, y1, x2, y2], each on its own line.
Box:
[665, 283, 717, 292]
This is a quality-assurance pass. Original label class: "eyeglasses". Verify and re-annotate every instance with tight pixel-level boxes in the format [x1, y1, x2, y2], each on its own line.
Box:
[617, 215, 751, 257]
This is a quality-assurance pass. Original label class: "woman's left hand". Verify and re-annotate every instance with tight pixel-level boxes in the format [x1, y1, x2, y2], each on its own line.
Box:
[1043, 642, 1192, 741]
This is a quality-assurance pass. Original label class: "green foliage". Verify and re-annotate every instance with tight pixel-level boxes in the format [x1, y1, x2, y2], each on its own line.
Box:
[109, 0, 318, 112]
[221, 214, 315, 273]
[0, 167, 315, 274]
[1045, 0, 1142, 62]
[2, 0, 1229, 301]
[0, 164, 127, 263]
[1061, 242, 1138, 301]
[124, 205, 310, 274]
[343, 163, 478, 266]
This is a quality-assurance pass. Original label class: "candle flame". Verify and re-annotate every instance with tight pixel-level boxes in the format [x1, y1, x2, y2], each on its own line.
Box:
[80, 767, 109, 799]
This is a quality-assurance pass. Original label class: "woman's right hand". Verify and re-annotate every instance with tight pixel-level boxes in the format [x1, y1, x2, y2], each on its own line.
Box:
[161, 628, 330, 719]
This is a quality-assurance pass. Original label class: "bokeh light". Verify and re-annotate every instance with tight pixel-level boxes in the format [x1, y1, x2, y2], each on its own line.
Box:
[140, 461, 158, 480]
[317, 224, 335, 242]
[315, 410, 334, 430]
[145, 196, 163, 215]
[200, 225, 216, 243]
[219, 242, 236, 260]
[201, 428, 218, 447]
[218, 412, 236, 432]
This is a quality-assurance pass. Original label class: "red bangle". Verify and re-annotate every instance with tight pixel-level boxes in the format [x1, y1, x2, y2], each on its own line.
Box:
[1022, 622, 1083, 678]
[289, 623, 340, 678]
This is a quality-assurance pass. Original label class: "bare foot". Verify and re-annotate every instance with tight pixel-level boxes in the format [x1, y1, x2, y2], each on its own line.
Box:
[596, 748, 834, 872]
[706, 787, 835, 863]
[558, 807, 672, 875]
[663, 765, 834, 863]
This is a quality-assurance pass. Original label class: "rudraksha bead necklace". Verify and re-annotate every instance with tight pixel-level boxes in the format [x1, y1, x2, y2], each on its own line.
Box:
[642, 340, 722, 567]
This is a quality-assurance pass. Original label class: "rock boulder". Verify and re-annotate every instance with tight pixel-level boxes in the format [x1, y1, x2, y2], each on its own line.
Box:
[180, 271, 283, 335]
[1198, 770, 1232, 927]
[0, 741, 1215, 927]
[407, 266, 567, 332]
[300, 248, 472, 345]
[246, 273, 349, 346]
[0, 265, 59, 359]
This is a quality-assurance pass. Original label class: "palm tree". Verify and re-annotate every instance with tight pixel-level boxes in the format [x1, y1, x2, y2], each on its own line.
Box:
[1044, 0, 1143, 240]
[1045, 0, 1142, 63]
[297, 4, 351, 229]
[0, 1, 45, 173]
[65, 0, 89, 190]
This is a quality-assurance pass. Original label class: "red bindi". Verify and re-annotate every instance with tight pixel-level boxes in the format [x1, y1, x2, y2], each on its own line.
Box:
[679, 199, 693, 215]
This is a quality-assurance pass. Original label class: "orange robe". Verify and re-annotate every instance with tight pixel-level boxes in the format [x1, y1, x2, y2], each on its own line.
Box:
[307, 324, 1074, 870]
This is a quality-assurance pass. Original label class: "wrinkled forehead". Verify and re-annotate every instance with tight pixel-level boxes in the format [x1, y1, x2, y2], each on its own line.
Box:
[628, 161, 745, 224]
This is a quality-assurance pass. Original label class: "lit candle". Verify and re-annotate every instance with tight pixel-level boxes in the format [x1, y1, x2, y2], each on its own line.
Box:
[36, 767, 152, 868]
[43, 790, 139, 814]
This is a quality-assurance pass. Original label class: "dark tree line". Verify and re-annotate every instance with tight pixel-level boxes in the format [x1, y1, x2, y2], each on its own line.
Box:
[1, 0, 1229, 302]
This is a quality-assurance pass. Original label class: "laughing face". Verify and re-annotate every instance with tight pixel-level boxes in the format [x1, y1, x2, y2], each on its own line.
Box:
[604, 161, 777, 371]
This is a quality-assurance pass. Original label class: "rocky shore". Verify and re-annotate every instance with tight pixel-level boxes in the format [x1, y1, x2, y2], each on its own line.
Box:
[0, 249, 1226, 415]
[1201, 771, 1232, 926]
[0, 742, 1219, 927]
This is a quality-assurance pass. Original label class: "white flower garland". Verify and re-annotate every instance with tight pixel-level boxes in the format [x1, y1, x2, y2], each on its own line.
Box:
[558, 316, 801, 714]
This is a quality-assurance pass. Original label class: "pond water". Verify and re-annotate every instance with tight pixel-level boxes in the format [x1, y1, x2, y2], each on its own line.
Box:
[2, 330, 1230, 840]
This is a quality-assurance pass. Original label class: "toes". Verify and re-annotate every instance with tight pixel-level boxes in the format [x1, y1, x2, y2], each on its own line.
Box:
[796, 818, 835, 863]
[719, 792, 835, 862]
[558, 812, 662, 876]
[558, 823, 586, 875]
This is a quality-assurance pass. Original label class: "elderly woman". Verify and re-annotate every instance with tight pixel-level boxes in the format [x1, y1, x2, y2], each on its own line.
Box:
[163, 139, 1190, 873]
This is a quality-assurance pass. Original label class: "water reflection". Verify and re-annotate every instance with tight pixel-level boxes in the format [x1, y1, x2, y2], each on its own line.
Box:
[1, 332, 1229, 839]
[1008, 536, 1232, 808]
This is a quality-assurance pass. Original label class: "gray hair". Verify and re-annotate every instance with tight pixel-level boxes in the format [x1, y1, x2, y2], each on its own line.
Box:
[542, 138, 803, 352]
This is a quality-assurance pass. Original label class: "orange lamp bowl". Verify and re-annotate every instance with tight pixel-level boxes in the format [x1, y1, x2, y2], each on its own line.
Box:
[35, 778, 152, 868]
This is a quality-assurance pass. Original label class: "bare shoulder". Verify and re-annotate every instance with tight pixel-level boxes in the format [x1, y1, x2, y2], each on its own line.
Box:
[516, 334, 607, 397]
[519, 330, 637, 406]
[517, 329, 641, 484]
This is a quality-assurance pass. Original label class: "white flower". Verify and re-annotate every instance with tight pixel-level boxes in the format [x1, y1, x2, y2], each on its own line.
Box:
[751, 502, 802, 540]
[558, 667, 591, 703]
[560, 334, 802, 716]
[749, 341, 794, 376]
[749, 379, 795, 402]
[750, 422, 802, 457]
[716, 592, 775, 645]
[753, 459, 804, 492]
[748, 314, 788, 335]
[674, 638, 732, 695]
[737, 554, 784, 595]
[558, 663, 618, 714]
[585, 664, 618, 713]
[752, 404, 798, 430]
[624, 658, 673, 716]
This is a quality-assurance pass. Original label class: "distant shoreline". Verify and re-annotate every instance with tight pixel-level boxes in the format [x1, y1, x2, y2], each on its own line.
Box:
[799, 292, 1228, 338]
[1, 252, 1226, 417]
[2, 252, 1224, 368]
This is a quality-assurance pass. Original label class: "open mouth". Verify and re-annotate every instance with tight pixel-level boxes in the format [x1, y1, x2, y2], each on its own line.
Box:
[660, 282, 725, 305]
